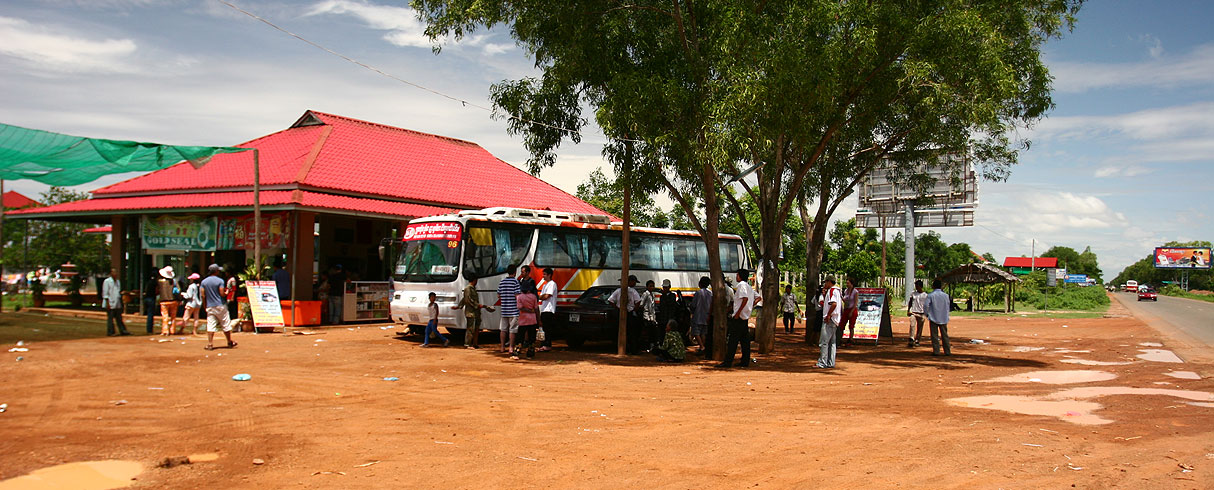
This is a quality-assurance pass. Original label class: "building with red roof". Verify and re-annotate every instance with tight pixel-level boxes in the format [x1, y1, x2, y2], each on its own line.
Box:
[2, 190, 41, 209]
[9, 111, 606, 316]
[1003, 256, 1058, 275]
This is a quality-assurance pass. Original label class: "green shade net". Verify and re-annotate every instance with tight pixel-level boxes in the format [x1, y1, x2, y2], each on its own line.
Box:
[0, 122, 251, 186]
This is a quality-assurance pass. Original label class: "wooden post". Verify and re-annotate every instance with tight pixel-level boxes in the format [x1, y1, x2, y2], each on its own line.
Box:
[252, 149, 261, 280]
[617, 144, 632, 356]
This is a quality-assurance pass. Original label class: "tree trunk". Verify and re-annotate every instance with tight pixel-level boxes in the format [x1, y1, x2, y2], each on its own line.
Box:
[702, 163, 728, 362]
[755, 201, 782, 354]
[799, 194, 831, 344]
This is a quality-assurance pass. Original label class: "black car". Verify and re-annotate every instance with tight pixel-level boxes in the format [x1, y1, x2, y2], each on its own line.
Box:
[552, 285, 645, 348]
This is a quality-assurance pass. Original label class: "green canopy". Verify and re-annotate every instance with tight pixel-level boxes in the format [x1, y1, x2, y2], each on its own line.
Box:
[0, 122, 250, 186]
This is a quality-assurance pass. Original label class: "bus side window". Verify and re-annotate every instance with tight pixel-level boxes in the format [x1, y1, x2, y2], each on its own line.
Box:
[464, 226, 533, 277]
[537, 230, 588, 268]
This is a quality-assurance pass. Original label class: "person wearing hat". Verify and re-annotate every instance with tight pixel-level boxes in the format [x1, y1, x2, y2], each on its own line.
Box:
[156, 266, 179, 336]
[200, 264, 237, 351]
[657, 278, 681, 337]
[816, 275, 842, 368]
[180, 272, 204, 335]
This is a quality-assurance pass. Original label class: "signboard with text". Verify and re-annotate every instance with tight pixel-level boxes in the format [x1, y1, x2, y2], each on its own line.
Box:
[851, 288, 886, 343]
[1064, 274, 1088, 284]
[141, 216, 217, 251]
[246, 281, 284, 330]
[403, 221, 462, 241]
[1154, 247, 1211, 269]
[217, 212, 291, 250]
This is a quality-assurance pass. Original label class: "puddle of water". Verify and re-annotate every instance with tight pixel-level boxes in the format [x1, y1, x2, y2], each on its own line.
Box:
[1138, 342, 1163, 347]
[1136, 349, 1184, 363]
[1189, 402, 1214, 408]
[1046, 386, 1214, 402]
[1060, 359, 1133, 366]
[947, 395, 1110, 425]
[0, 460, 142, 490]
[982, 370, 1117, 384]
[187, 453, 219, 463]
[1164, 371, 1201, 380]
[1011, 346, 1045, 352]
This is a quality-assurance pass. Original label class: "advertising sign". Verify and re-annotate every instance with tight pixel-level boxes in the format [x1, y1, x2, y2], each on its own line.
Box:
[1064, 274, 1088, 284]
[141, 216, 217, 251]
[851, 288, 886, 342]
[246, 281, 284, 330]
[217, 212, 292, 250]
[403, 222, 462, 241]
[1154, 247, 1211, 269]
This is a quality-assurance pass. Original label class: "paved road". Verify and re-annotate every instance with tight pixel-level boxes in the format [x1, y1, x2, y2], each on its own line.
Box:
[1113, 292, 1214, 347]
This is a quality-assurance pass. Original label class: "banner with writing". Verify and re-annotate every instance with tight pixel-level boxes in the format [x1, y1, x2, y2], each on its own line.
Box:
[141, 216, 217, 251]
[246, 280, 284, 330]
[852, 287, 886, 342]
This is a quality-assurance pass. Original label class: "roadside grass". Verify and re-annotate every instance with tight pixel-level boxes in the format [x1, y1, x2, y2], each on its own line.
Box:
[0, 311, 151, 344]
[1158, 288, 1214, 303]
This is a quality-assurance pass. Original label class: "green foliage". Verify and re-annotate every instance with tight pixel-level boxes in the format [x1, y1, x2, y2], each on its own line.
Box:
[1158, 285, 1214, 303]
[1042, 245, 1102, 282]
[1013, 270, 1109, 310]
[5, 187, 108, 276]
[575, 167, 665, 227]
[719, 191, 806, 273]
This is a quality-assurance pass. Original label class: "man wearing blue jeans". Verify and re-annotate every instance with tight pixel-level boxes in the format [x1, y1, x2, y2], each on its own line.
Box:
[816, 276, 841, 368]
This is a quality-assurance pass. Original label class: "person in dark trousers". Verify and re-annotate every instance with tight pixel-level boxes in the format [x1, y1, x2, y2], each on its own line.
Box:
[143, 273, 159, 334]
[717, 269, 755, 368]
[272, 257, 291, 301]
[102, 268, 130, 336]
[536, 267, 558, 352]
[327, 264, 346, 324]
[923, 279, 952, 356]
[607, 275, 642, 354]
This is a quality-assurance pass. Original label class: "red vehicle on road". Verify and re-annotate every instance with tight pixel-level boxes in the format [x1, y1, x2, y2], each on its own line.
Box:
[1137, 287, 1157, 301]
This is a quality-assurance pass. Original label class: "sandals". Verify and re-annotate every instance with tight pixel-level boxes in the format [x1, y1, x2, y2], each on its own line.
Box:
[204, 345, 214, 351]
[228, 341, 238, 348]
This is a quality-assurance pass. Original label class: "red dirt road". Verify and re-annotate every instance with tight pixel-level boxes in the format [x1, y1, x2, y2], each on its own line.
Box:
[1, 305, 1211, 488]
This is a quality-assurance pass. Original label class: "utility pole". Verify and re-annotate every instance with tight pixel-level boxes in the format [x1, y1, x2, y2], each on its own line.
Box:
[1031, 239, 1036, 272]
[904, 201, 915, 302]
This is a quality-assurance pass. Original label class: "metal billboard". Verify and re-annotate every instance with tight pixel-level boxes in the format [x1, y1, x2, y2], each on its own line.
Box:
[855, 152, 977, 228]
[1154, 247, 1212, 269]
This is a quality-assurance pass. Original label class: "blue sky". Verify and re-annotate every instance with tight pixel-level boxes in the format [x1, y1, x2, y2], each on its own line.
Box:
[1, 0, 1210, 278]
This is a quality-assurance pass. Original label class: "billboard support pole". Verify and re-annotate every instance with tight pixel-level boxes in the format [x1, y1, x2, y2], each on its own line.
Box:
[904, 201, 915, 303]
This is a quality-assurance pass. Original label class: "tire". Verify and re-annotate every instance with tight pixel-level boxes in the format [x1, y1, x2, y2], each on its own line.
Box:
[445, 328, 465, 341]
[565, 335, 585, 349]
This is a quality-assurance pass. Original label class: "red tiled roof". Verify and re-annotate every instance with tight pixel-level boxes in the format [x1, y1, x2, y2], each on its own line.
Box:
[90, 111, 604, 215]
[3, 191, 41, 209]
[8, 190, 455, 220]
[1003, 257, 1058, 268]
[82, 225, 112, 233]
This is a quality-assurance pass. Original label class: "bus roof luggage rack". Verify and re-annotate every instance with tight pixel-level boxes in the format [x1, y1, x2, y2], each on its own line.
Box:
[458, 207, 612, 225]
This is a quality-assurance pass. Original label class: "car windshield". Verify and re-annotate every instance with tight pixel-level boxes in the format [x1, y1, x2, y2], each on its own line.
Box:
[394, 239, 460, 282]
[576, 287, 617, 307]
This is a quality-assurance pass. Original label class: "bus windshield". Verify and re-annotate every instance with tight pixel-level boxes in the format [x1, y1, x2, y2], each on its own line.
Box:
[395, 222, 463, 282]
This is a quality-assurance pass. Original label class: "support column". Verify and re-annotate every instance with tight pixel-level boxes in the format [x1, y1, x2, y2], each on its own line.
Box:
[290, 211, 315, 301]
[904, 201, 915, 302]
[111, 217, 126, 276]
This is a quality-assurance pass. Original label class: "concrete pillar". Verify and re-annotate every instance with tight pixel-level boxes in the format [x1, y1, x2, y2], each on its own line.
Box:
[111, 216, 125, 276]
[290, 211, 315, 301]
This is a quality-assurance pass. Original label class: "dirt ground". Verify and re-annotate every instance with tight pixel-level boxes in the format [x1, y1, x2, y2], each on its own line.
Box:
[1, 300, 1212, 489]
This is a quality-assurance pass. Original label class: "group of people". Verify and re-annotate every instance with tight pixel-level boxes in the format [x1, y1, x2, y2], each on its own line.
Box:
[140, 264, 244, 337]
[812, 276, 953, 369]
[104, 263, 239, 351]
[440, 264, 560, 360]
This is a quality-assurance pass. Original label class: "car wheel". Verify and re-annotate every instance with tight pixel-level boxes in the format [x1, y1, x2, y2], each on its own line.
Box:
[445, 328, 465, 341]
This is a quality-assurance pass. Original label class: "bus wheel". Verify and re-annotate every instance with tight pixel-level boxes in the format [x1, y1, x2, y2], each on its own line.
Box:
[565, 335, 585, 349]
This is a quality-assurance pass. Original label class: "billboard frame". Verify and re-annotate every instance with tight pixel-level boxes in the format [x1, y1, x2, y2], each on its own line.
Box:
[1153, 247, 1211, 270]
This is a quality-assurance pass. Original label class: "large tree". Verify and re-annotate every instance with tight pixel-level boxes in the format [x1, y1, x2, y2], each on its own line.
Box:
[5, 188, 108, 276]
[415, 0, 1081, 356]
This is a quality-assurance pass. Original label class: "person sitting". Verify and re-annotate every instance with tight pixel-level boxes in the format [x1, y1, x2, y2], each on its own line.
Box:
[653, 320, 686, 363]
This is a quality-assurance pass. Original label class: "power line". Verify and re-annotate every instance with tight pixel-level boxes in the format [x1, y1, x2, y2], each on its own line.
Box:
[216, 0, 638, 145]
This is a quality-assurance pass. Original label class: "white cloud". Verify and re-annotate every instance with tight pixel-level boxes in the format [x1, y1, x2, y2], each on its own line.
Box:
[1050, 43, 1214, 93]
[307, 0, 513, 56]
[1005, 192, 1127, 234]
[0, 16, 137, 73]
[1093, 165, 1147, 178]
[1137, 34, 1164, 59]
[1032, 102, 1214, 168]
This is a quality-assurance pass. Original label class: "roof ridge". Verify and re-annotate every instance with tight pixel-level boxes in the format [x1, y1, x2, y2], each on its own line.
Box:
[293, 125, 333, 184]
[305, 110, 481, 147]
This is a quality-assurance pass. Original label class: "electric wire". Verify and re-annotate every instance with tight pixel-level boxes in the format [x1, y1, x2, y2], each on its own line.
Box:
[216, 0, 639, 145]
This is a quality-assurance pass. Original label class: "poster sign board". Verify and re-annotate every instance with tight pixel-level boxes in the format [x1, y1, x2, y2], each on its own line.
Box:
[217, 212, 292, 250]
[246, 281, 284, 331]
[1154, 247, 1211, 269]
[141, 216, 218, 251]
[1065, 274, 1088, 284]
[852, 288, 886, 343]
[403, 222, 462, 241]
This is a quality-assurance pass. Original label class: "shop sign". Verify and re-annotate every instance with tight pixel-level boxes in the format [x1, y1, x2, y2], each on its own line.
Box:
[141, 216, 217, 251]
[246, 280, 284, 329]
[218, 212, 291, 250]
[403, 222, 462, 241]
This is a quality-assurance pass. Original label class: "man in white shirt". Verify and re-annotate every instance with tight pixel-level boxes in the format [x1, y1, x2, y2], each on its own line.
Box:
[816, 276, 841, 368]
[537, 267, 558, 351]
[717, 268, 755, 368]
[906, 279, 928, 348]
[608, 275, 643, 354]
[102, 268, 131, 336]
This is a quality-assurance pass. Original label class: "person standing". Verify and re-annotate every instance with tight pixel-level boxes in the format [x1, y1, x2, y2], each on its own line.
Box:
[497, 264, 521, 353]
[181, 273, 203, 335]
[200, 264, 236, 351]
[690, 276, 712, 355]
[272, 257, 291, 301]
[515, 282, 539, 359]
[840, 277, 858, 347]
[717, 269, 755, 368]
[156, 266, 178, 336]
[657, 279, 680, 331]
[517, 265, 536, 293]
[923, 279, 952, 356]
[453, 276, 493, 349]
[537, 267, 558, 352]
[142, 273, 158, 334]
[421, 292, 450, 348]
[225, 264, 240, 321]
[781, 284, 800, 334]
[816, 276, 842, 368]
[640, 279, 658, 348]
[608, 275, 643, 354]
[102, 268, 130, 336]
[906, 280, 928, 348]
[326, 264, 346, 324]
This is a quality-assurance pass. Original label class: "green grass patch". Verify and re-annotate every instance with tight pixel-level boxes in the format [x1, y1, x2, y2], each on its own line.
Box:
[0, 311, 153, 344]
[1158, 285, 1214, 303]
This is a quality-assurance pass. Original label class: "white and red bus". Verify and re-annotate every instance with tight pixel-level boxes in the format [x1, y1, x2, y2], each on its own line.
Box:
[390, 207, 749, 336]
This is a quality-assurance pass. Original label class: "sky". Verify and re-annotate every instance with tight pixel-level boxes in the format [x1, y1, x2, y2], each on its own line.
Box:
[1, 0, 1210, 279]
